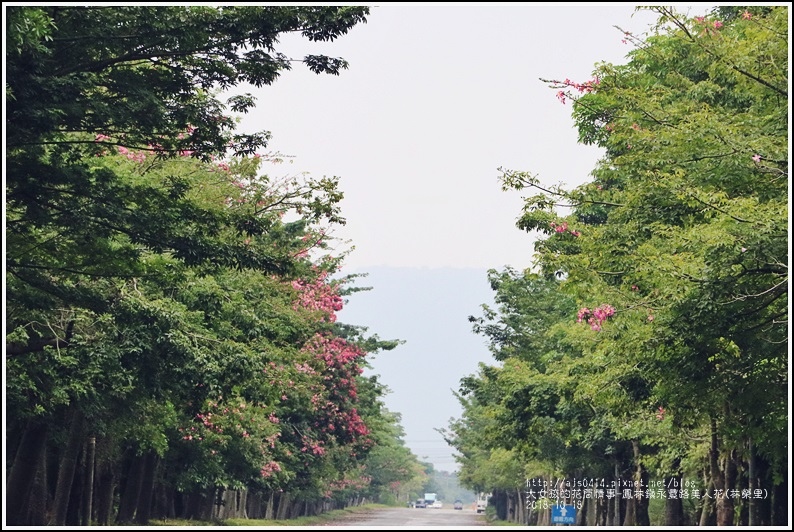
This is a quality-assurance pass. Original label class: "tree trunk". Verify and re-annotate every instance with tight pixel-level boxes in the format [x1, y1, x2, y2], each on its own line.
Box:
[289, 498, 301, 519]
[49, 409, 85, 525]
[26, 433, 51, 526]
[716, 449, 737, 525]
[238, 488, 249, 519]
[116, 452, 144, 524]
[516, 487, 527, 524]
[709, 418, 721, 526]
[699, 467, 715, 526]
[747, 438, 757, 526]
[6, 420, 49, 525]
[133, 451, 159, 524]
[771, 475, 787, 526]
[632, 440, 650, 525]
[607, 462, 621, 526]
[536, 504, 548, 526]
[151, 481, 174, 520]
[182, 491, 203, 520]
[81, 436, 96, 525]
[66, 448, 85, 525]
[664, 480, 684, 525]
[94, 455, 116, 526]
[265, 491, 275, 520]
[664, 461, 684, 526]
[246, 490, 262, 519]
[276, 491, 290, 520]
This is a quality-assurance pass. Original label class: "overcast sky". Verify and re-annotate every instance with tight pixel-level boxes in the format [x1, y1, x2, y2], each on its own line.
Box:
[232, 3, 715, 472]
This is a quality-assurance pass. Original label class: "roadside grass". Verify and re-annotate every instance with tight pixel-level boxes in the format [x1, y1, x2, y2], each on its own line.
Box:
[151, 503, 389, 527]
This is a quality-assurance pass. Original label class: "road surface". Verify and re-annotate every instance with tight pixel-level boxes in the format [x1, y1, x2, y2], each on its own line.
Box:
[323, 506, 488, 527]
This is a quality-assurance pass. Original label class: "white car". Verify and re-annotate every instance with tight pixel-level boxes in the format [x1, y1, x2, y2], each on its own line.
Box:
[431, 501, 443, 509]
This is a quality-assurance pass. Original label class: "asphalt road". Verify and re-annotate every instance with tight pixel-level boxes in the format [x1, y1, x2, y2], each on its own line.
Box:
[322, 506, 489, 527]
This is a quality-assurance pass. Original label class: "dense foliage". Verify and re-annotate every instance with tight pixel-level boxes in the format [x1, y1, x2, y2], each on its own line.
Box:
[445, 6, 788, 526]
[5, 6, 426, 525]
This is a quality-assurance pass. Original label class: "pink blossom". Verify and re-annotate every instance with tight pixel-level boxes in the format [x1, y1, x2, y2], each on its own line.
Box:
[556, 91, 566, 105]
[742, 11, 752, 20]
[656, 406, 666, 420]
[752, 154, 761, 162]
[260, 461, 282, 478]
[713, 21, 723, 29]
[577, 304, 615, 331]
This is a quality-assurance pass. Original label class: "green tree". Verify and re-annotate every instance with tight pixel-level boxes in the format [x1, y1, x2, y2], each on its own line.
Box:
[498, 5, 787, 526]
[5, 6, 409, 526]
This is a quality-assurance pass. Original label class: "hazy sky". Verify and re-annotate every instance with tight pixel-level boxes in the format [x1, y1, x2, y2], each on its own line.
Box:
[232, 4, 714, 472]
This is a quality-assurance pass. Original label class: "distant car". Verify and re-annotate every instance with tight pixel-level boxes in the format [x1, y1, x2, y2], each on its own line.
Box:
[431, 501, 443, 509]
[454, 500, 463, 510]
[415, 499, 427, 508]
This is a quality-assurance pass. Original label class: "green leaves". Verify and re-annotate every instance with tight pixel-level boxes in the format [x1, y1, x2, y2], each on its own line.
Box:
[5, 7, 420, 518]
[449, 7, 788, 512]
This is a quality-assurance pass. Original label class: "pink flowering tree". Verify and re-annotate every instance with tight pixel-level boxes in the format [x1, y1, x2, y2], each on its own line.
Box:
[488, 6, 787, 526]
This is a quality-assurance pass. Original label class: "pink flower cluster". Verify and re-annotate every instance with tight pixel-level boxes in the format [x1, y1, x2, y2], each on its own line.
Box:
[562, 77, 600, 94]
[694, 16, 724, 34]
[291, 271, 344, 322]
[556, 91, 567, 105]
[299, 333, 371, 446]
[325, 471, 372, 497]
[260, 460, 282, 478]
[555, 77, 599, 105]
[294, 362, 317, 375]
[550, 221, 581, 238]
[577, 304, 616, 331]
[301, 435, 327, 456]
[303, 334, 364, 369]
[116, 145, 147, 163]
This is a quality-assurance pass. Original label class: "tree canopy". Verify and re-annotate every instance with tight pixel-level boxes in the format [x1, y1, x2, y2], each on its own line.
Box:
[446, 6, 788, 526]
[5, 5, 426, 526]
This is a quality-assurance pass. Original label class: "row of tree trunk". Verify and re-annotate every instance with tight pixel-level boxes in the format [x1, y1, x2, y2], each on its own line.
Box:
[6, 413, 365, 526]
[487, 437, 787, 526]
